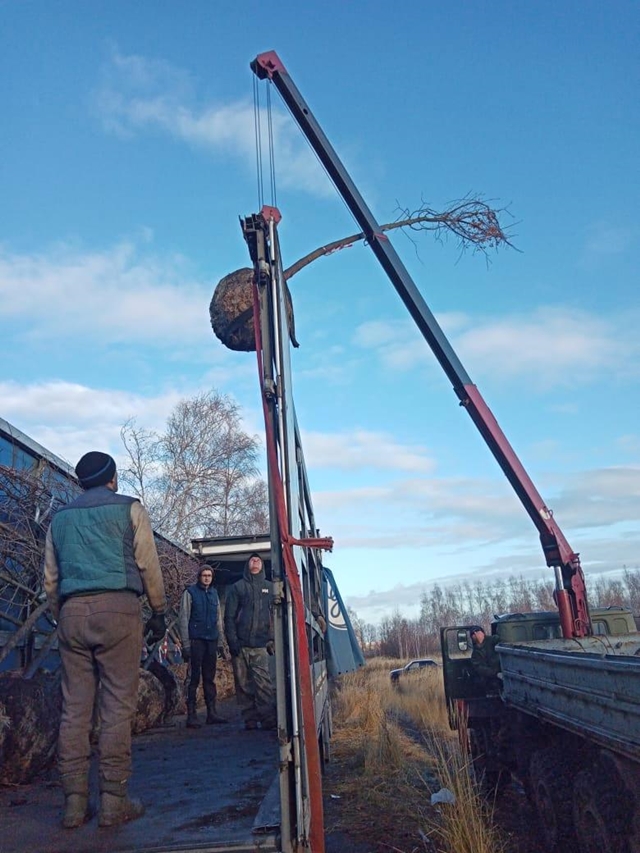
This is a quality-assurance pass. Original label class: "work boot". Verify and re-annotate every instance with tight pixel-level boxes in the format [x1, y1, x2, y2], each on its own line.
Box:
[205, 703, 227, 725]
[61, 774, 90, 829]
[98, 779, 144, 827]
[186, 703, 201, 729]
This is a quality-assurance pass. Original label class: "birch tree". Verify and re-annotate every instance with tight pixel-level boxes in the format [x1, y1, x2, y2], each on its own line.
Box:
[120, 391, 268, 546]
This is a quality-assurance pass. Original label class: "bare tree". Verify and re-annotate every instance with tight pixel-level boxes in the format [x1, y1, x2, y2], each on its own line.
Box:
[120, 391, 268, 546]
[0, 463, 76, 671]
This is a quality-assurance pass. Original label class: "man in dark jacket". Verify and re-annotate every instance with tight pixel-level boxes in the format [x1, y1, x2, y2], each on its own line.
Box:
[44, 452, 167, 829]
[224, 553, 276, 730]
[178, 565, 226, 728]
[470, 626, 502, 692]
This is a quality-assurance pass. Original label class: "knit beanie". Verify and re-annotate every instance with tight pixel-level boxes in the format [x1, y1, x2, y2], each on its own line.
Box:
[75, 452, 117, 490]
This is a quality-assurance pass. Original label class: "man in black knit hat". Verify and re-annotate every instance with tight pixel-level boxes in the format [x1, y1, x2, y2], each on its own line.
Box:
[44, 451, 167, 829]
[469, 625, 502, 692]
[224, 553, 276, 730]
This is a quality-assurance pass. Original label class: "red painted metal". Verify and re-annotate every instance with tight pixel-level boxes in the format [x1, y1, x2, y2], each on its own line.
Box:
[252, 280, 328, 853]
[252, 50, 286, 79]
[555, 589, 576, 638]
[260, 205, 282, 224]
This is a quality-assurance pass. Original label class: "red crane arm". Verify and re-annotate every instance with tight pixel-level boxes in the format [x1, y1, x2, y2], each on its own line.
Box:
[251, 51, 591, 637]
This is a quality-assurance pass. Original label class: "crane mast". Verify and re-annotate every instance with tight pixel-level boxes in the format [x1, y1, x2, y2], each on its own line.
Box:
[251, 50, 591, 638]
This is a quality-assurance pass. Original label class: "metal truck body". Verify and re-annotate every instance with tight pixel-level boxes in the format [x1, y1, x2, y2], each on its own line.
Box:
[500, 636, 640, 759]
[441, 616, 640, 852]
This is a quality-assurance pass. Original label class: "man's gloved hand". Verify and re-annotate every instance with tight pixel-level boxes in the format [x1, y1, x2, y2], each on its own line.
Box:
[145, 612, 166, 644]
[316, 615, 327, 634]
[182, 647, 191, 664]
[266, 640, 275, 656]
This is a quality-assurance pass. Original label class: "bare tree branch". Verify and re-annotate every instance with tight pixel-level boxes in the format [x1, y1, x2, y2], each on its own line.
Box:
[283, 195, 518, 281]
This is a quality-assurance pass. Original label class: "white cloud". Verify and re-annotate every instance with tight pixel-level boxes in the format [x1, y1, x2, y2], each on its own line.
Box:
[353, 307, 640, 388]
[0, 240, 218, 349]
[352, 319, 428, 371]
[302, 429, 435, 473]
[617, 434, 640, 455]
[0, 380, 185, 464]
[344, 537, 640, 624]
[313, 460, 640, 565]
[94, 49, 332, 198]
[552, 466, 640, 529]
[584, 222, 639, 257]
[458, 307, 619, 384]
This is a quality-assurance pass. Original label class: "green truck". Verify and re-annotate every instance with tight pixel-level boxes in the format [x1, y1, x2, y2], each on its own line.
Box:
[441, 607, 640, 853]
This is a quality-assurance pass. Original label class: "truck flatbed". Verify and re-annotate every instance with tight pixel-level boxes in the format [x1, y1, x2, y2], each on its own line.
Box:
[0, 698, 280, 853]
[499, 634, 640, 761]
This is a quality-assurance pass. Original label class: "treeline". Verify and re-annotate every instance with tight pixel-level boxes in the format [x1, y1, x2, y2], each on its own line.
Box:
[348, 569, 640, 659]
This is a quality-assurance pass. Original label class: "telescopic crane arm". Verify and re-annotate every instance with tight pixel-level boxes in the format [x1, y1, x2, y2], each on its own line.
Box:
[251, 50, 591, 639]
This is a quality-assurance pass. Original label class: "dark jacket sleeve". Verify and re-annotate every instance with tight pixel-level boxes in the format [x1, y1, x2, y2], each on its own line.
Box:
[471, 635, 501, 679]
[224, 583, 240, 648]
[268, 581, 275, 642]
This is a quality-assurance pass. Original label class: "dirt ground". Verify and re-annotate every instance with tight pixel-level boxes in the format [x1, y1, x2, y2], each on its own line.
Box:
[0, 689, 547, 853]
[321, 721, 548, 853]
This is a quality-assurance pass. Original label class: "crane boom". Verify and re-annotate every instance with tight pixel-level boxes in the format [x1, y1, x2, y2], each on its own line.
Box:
[251, 50, 591, 638]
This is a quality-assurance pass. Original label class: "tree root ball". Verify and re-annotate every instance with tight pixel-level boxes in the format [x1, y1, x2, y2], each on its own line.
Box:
[210, 267, 298, 352]
[210, 268, 257, 352]
[0, 667, 177, 784]
[0, 670, 62, 784]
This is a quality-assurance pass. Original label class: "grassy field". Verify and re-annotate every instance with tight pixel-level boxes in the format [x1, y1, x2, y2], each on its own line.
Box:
[324, 657, 505, 853]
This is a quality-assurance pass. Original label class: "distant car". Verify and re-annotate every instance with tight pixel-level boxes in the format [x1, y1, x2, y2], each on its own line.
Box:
[390, 658, 439, 684]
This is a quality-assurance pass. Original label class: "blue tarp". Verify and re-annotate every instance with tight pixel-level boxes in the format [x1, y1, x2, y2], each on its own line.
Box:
[323, 565, 365, 676]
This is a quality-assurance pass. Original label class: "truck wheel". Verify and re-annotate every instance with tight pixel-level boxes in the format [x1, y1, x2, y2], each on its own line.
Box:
[529, 749, 576, 850]
[573, 768, 630, 853]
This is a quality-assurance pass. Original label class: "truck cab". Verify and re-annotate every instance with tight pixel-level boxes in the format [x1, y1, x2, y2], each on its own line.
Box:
[440, 606, 637, 727]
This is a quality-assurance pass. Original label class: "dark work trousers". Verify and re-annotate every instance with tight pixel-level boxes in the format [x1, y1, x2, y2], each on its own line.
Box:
[187, 638, 218, 707]
[57, 591, 142, 784]
[231, 647, 275, 725]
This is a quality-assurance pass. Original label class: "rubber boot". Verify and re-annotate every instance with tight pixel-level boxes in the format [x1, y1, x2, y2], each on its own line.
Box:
[186, 702, 201, 729]
[61, 774, 90, 829]
[98, 779, 144, 827]
[205, 702, 227, 725]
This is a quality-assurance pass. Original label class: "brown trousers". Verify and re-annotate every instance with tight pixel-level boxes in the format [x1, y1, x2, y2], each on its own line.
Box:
[232, 647, 275, 725]
[57, 591, 142, 783]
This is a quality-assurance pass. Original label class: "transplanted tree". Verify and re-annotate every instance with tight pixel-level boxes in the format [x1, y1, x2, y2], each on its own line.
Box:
[283, 196, 517, 284]
[211, 195, 517, 353]
[120, 391, 268, 547]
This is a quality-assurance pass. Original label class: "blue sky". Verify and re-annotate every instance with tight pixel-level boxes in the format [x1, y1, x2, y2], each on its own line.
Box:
[2, 1, 639, 623]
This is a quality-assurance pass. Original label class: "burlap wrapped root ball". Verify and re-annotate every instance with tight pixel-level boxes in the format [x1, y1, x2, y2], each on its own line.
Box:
[210, 267, 298, 352]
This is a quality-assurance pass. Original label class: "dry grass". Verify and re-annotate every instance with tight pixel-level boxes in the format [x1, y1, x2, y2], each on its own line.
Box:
[333, 667, 416, 776]
[326, 659, 505, 853]
[421, 734, 505, 853]
[389, 667, 450, 735]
